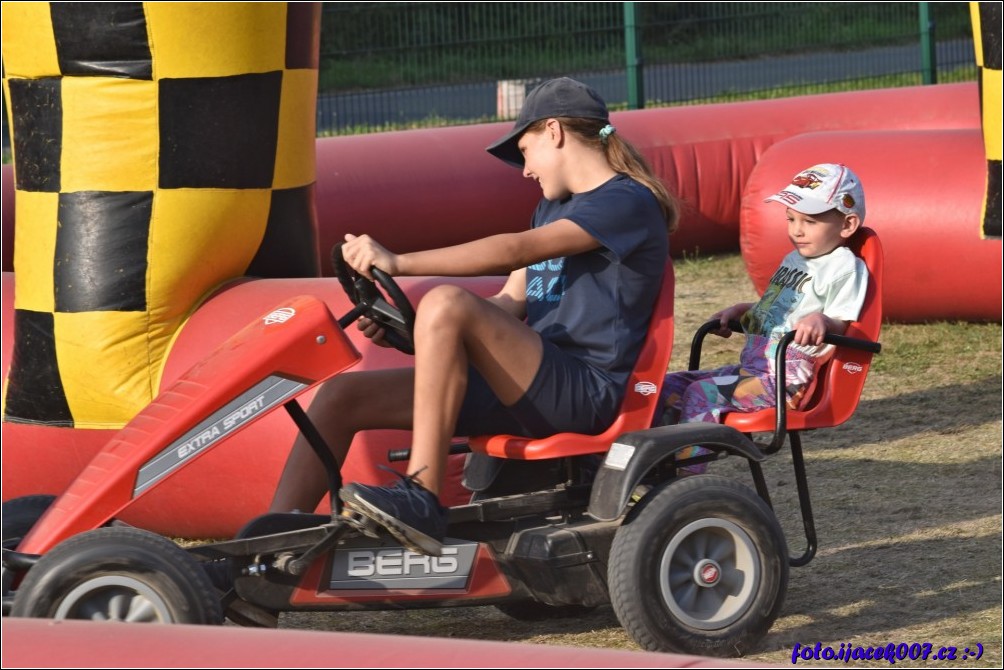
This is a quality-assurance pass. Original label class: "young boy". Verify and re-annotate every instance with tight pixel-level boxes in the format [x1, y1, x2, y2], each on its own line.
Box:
[662, 163, 869, 468]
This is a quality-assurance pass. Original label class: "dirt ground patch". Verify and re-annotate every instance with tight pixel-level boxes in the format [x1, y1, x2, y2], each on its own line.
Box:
[279, 253, 1003, 667]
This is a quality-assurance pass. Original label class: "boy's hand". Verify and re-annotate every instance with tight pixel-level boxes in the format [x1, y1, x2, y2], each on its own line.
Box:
[792, 312, 847, 346]
[710, 302, 753, 337]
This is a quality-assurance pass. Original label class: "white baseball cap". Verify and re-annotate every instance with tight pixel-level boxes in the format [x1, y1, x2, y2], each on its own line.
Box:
[765, 163, 866, 221]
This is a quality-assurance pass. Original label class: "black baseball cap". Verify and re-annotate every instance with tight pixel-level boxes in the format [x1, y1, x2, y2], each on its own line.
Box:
[486, 77, 609, 168]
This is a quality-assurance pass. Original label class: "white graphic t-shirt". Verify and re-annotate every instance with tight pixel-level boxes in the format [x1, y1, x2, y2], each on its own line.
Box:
[742, 245, 869, 360]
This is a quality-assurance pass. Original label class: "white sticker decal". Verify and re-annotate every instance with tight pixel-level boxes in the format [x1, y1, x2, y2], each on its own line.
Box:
[264, 307, 296, 325]
[634, 381, 658, 396]
[604, 442, 635, 471]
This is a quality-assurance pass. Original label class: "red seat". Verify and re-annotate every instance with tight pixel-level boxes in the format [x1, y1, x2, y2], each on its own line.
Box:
[724, 226, 883, 435]
[469, 263, 675, 460]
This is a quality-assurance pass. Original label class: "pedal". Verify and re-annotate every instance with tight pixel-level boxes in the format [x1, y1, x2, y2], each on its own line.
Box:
[339, 505, 382, 539]
[225, 598, 279, 629]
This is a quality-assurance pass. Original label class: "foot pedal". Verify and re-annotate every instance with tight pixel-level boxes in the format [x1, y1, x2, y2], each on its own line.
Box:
[225, 598, 279, 628]
[339, 505, 383, 539]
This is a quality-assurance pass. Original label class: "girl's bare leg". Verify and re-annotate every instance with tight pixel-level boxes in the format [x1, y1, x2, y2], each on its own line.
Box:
[407, 285, 543, 494]
[268, 367, 415, 512]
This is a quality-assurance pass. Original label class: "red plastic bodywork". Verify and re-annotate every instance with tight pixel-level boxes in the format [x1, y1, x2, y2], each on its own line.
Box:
[17, 296, 361, 555]
[2, 275, 504, 537]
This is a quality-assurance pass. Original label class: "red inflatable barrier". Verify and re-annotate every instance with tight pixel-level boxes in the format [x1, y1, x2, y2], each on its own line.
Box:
[310, 83, 978, 275]
[0, 84, 981, 277]
[1, 618, 763, 668]
[741, 130, 1002, 323]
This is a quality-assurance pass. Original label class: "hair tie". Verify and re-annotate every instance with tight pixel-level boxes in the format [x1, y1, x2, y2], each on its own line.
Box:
[599, 124, 616, 143]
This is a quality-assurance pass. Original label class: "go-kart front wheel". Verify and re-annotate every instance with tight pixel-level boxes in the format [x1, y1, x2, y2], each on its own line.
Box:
[11, 526, 222, 624]
[608, 475, 788, 657]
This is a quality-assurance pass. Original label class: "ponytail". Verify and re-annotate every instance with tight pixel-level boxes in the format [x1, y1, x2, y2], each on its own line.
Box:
[532, 117, 680, 233]
[604, 131, 679, 234]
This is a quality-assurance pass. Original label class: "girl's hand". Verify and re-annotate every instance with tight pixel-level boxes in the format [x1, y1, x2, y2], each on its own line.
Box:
[342, 233, 400, 280]
[356, 316, 392, 347]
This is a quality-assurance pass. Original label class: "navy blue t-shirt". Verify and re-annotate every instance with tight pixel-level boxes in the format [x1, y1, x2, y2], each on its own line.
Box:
[526, 173, 668, 410]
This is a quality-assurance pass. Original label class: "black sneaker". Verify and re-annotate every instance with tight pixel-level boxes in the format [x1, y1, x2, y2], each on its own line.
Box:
[340, 473, 448, 556]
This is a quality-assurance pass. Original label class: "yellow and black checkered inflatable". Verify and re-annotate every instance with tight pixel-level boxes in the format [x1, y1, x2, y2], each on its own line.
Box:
[971, 1, 1002, 239]
[1, 3, 321, 428]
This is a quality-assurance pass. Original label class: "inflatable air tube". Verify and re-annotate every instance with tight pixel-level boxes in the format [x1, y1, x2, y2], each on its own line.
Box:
[1, 271, 504, 538]
[1, 3, 321, 430]
[313, 83, 980, 276]
[2, 618, 747, 669]
[741, 130, 1002, 323]
[971, 2, 1002, 239]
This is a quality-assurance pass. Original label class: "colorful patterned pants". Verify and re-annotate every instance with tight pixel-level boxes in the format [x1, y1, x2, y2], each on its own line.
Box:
[658, 335, 818, 474]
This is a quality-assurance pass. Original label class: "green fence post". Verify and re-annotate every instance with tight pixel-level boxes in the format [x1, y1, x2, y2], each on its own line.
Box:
[919, 2, 937, 84]
[624, 2, 644, 109]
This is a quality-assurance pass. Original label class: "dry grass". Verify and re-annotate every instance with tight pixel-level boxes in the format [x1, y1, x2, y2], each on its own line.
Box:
[279, 253, 1003, 666]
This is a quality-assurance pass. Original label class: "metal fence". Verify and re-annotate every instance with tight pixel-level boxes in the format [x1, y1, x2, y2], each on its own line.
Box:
[317, 1, 977, 135]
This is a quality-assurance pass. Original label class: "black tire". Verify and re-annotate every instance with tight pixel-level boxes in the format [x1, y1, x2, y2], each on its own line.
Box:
[2, 495, 57, 550]
[609, 475, 788, 657]
[495, 600, 597, 621]
[11, 526, 223, 624]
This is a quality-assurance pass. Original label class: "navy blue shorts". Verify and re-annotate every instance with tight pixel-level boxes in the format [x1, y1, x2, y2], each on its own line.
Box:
[453, 338, 620, 438]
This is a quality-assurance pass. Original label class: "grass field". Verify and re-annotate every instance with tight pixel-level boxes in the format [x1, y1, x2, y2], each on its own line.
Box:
[280, 252, 1003, 666]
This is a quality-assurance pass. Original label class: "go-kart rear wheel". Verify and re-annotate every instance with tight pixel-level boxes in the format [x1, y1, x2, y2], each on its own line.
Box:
[495, 600, 596, 621]
[10, 526, 222, 624]
[609, 475, 788, 657]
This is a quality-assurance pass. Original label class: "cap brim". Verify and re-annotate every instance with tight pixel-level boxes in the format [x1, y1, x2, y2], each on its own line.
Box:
[486, 123, 530, 168]
[764, 193, 832, 215]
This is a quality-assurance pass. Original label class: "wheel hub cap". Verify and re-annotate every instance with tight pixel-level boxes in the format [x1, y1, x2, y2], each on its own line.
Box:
[695, 559, 721, 586]
[659, 517, 761, 630]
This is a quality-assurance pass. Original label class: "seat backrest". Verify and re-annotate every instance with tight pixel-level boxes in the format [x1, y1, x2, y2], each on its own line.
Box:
[469, 262, 675, 460]
[725, 226, 884, 433]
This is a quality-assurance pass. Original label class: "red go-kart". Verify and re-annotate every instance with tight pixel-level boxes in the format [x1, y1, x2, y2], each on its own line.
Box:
[2, 231, 882, 658]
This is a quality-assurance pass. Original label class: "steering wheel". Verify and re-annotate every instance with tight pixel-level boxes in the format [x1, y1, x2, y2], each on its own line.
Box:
[331, 243, 416, 355]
